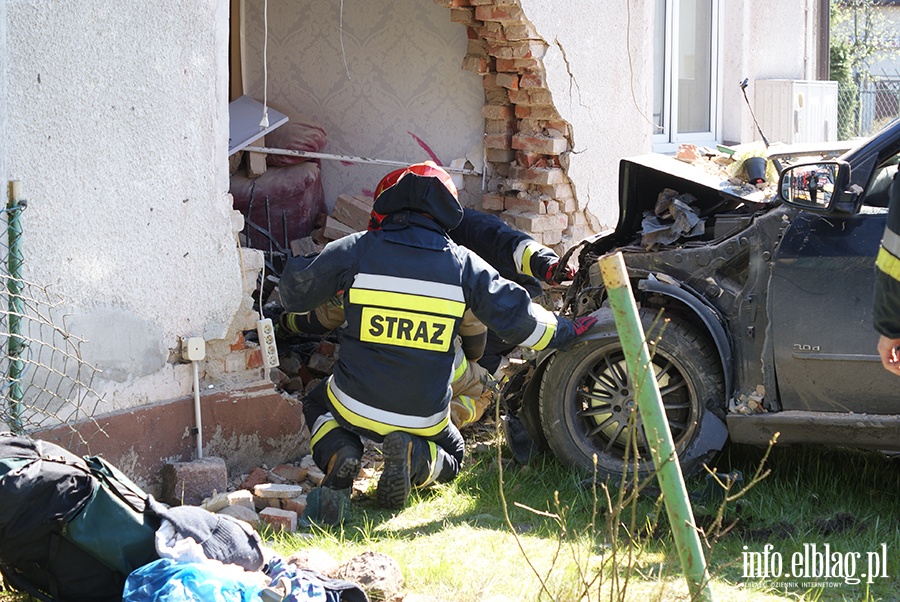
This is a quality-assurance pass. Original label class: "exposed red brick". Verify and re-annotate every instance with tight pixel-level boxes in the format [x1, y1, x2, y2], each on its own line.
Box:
[451, 8, 476, 24]
[559, 197, 578, 213]
[241, 466, 270, 490]
[484, 118, 517, 134]
[475, 23, 506, 41]
[488, 41, 545, 60]
[519, 72, 546, 88]
[482, 104, 513, 120]
[475, 4, 524, 22]
[495, 57, 540, 71]
[247, 349, 264, 369]
[467, 26, 478, 39]
[505, 196, 545, 214]
[467, 39, 487, 56]
[231, 332, 246, 351]
[494, 72, 519, 90]
[515, 151, 549, 169]
[541, 229, 564, 246]
[512, 133, 568, 155]
[509, 165, 566, 185]
[513, 211, 568, 232]
[483, 132, 512, 150]
[482, 193, 506, 211]
[461, 54, 491, 74]
[434, 0, 472, 6]
[504, 22, 540, 41]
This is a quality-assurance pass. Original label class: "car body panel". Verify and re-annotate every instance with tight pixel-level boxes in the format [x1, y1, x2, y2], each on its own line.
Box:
[530, 117, 900, 468]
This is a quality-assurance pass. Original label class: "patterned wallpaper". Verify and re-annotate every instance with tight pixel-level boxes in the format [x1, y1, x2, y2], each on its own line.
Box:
[241, 0, 485, 209]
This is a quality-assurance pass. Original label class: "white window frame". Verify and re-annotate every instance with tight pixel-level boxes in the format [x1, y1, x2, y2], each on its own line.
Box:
[653, 0, 722, 154]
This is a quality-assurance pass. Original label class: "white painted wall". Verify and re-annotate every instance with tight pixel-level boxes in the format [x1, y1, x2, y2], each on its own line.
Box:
[5, 0, 241, 416]
[240, 0, 485, 210]
[526, 0, 819, 229]
[720, 0, 820, 144]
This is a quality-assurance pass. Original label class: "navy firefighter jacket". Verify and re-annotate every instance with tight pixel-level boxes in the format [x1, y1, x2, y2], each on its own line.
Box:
[451, 208, 559, 298]
[279, 212, 575, 439]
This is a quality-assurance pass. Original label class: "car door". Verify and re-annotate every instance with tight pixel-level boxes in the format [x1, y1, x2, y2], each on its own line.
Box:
[769, 151, 899, 414]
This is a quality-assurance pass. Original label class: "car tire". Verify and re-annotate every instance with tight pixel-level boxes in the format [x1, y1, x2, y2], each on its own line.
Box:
[539, 308, 724, 479]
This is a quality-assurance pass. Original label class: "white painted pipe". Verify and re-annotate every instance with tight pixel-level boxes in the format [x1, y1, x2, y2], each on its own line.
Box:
[192, 360, 203, 459]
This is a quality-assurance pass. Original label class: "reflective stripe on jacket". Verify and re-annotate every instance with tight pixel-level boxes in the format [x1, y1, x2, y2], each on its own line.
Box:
[279, 212, 574, 434]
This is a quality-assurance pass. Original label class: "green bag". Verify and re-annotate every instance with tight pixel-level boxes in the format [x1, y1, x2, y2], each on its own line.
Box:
[63, 455, 159, 575]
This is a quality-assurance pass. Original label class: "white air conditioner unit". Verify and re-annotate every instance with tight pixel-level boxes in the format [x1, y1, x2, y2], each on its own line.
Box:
[754, 80, 838, 144]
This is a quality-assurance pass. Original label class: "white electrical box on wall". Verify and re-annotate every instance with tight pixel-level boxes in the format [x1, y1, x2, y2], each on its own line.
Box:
[754, 80, 838, 145]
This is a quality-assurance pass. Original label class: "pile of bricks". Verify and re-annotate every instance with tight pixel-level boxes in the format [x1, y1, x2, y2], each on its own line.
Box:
[436, 0, 598, 250]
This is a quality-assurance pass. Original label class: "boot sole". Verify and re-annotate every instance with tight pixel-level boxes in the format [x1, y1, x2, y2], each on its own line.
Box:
[377, 432, 412, 509]
[321, 453, 361, 490]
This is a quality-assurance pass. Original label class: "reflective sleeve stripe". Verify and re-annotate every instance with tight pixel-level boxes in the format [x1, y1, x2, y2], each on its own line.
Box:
[876, 245, 900, 283]
[327, 377, 449, 437]
[452, 348, 467, 382]
[452, 395, 477, 427]
[519, 304, 558, 350]
[309, 414, 340, 452]
[514, 239, 542, 277]
[349, 288, 466, 318]
[419, 441, 441, 487]
[353, 273, 464, 302]
[883, 227, 900, 257]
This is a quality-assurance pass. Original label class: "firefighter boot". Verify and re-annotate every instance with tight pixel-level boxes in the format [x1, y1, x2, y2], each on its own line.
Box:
[377, 432, 434, 509]
[320, 445, 362, 490]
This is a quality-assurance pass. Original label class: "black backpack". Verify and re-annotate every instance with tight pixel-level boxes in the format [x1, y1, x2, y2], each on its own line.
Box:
[0, 432, 160, 601]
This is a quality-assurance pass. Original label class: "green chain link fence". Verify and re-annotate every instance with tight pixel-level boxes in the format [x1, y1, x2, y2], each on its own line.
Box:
[2, 182, 106, 441]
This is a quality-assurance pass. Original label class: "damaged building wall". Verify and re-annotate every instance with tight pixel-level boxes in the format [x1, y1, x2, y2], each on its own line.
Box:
[1, 1, 304, 486]
[515, 0, 655, 232]
[6, 0, 238, 408]
[240, 0, 486, 210]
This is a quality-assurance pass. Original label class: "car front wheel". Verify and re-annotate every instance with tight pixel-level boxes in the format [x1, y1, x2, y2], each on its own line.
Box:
[539, 308, 724, 479]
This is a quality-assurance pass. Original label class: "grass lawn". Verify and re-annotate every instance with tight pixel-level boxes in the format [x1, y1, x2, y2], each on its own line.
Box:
[266, 435, 899, 602]
[2, 436, 896, 601]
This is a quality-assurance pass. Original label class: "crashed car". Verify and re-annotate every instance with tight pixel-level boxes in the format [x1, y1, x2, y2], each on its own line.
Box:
[514, 118, 900, 478]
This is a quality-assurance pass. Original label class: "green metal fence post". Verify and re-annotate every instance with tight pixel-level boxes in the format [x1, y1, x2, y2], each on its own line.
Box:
[599, 251, 714, 602]
[7, 180, 26, 433]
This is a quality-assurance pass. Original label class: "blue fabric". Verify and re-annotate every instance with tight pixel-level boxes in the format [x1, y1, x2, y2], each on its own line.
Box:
[123, 558, 263, 602]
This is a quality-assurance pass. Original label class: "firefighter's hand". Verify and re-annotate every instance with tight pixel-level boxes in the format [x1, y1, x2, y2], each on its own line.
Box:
[545, 261, 575, 285]
[572, 314, 598, 336]
[877, 335, 900, 376]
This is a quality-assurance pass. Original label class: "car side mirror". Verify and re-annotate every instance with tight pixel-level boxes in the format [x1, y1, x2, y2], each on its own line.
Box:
[778, 161, 851, 213]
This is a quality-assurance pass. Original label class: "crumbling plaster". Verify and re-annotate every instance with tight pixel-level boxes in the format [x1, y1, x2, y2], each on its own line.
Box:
[5, 0, 246, 414]
[519, 0, 655, 229]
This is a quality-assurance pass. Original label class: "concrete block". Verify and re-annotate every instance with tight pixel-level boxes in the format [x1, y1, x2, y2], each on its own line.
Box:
[254, 483, 305, 499]
[161, 457, 228, 506]
[227, 489, 256, 510]
[259, 507, 297, 532]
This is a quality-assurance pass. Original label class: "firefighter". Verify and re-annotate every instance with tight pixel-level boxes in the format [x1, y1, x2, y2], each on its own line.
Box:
[279, 162, 596, 509]
[875, 170, 900, 376]
[277, 206, 572, 428]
